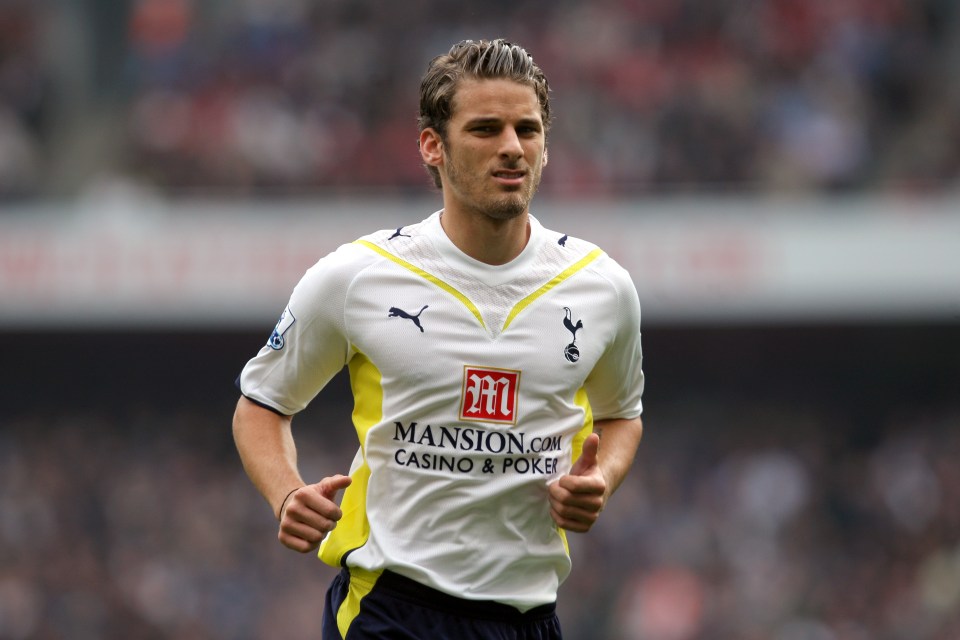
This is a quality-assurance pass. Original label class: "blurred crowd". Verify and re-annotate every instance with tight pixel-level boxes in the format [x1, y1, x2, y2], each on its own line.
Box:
[2, 397, 960, 639]
[3, 1, 960, 638]
[1, 0, 959, 200]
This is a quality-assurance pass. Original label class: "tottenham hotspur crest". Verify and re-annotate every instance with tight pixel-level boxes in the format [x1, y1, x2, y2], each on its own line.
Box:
[562, 307, 583, 362]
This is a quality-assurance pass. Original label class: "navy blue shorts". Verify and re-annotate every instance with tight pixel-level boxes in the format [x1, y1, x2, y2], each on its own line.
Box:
[321, 567, 563, 639]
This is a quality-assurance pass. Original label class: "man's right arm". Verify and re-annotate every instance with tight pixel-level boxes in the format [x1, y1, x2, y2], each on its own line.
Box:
[232, 395, 351, 553]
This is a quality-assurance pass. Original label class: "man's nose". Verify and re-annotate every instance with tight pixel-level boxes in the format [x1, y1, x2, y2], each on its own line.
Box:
[499, 128, 524, 160]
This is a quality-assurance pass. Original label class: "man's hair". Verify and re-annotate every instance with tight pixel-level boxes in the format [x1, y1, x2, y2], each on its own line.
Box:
[418, 39, 552, 189]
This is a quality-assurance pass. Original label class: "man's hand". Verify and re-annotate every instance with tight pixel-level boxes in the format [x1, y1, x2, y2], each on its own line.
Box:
[278, 474, 353, 553]
[548, 433, 607, 533]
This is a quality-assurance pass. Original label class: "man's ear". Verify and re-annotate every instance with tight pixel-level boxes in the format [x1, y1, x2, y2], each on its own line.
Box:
[543, 146, 548, 167]
[419, 128, 443, 167]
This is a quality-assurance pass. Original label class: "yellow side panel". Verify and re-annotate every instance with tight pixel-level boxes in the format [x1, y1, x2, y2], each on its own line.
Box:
[319, 352, 382, 567]
[558, 386, 594, 554]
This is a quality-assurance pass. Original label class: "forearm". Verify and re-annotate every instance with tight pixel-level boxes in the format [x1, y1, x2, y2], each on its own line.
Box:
[593, 416, 643, 500]
[232, 395, 304, 518]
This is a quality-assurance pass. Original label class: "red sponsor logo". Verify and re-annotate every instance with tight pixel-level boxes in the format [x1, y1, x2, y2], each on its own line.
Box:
[460, 366, 520, 425]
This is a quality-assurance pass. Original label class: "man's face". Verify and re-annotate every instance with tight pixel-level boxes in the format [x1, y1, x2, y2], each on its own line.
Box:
[430, 78, 547, 220]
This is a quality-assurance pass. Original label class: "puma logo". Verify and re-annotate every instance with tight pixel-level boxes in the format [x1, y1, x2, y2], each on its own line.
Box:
[388, 305, 429, 332]
[389, 227, 412, 240]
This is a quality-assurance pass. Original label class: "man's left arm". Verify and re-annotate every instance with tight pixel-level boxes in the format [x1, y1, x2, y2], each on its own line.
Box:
[548, 416, 643, 533]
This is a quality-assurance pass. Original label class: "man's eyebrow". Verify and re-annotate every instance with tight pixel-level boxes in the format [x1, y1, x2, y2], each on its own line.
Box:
[463, 116, 543, 128]
[464, 117, 502, 126]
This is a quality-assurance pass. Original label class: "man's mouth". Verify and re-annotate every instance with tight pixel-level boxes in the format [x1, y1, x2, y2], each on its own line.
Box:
[492, 169, 526, 185]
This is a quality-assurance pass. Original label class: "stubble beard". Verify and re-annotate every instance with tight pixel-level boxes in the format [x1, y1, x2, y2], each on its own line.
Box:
[443, 149, 542, 221]
[486, 189, 533, 220]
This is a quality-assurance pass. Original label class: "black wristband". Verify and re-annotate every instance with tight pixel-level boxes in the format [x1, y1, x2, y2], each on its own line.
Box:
[278, 487, 301, 521]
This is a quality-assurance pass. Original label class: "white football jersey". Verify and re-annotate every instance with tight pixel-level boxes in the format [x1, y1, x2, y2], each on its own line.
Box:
[239, 211, 643, 610]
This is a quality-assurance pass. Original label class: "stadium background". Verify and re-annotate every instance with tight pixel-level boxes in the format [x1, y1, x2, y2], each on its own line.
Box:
[1, 1, 959, 639]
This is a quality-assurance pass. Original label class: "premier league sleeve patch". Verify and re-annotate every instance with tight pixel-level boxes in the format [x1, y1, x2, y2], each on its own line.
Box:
[268, 306, 295, 350]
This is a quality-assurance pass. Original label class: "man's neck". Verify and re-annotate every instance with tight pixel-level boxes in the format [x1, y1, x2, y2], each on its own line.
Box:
[439, 208, 531, 266]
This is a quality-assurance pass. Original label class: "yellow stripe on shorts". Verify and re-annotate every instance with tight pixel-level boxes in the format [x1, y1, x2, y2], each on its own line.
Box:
[336, 567, 383, 638]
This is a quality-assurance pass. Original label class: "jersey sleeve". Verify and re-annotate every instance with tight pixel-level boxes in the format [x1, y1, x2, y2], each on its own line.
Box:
[583, 258, 644, 421]
[238, 242, 373, 415]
